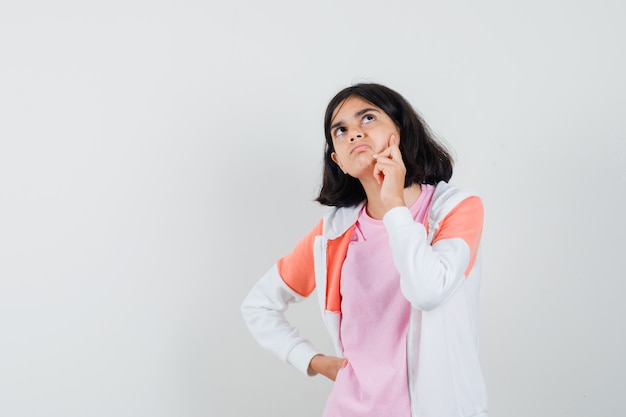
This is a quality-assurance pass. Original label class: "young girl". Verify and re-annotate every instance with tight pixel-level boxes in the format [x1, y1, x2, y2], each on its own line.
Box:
[242, 83, 488, 417]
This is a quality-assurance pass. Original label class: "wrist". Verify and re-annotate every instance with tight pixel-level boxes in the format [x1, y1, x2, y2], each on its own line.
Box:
[308, 354, 324, 374]
[383, 198, 405, 212]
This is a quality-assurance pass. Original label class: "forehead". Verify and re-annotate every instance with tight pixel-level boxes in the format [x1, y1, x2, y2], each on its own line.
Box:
[330, 96, 382, 124]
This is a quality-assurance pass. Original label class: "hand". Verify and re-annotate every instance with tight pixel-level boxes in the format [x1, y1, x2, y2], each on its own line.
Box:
[308, 354, 348, 381]
[372, 135, 406, 211]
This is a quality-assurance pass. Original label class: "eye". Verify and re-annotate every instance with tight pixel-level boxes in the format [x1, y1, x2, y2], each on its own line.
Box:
[334, 126, 347, 137]
[362, 114, 376, 124]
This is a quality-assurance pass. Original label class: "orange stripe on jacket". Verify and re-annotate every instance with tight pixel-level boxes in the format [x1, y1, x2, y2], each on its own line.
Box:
[431, 196, 484, 277]
[276, 220, 355, 313]
[325, 224, 356, 313]
[276, 220, 323, 297]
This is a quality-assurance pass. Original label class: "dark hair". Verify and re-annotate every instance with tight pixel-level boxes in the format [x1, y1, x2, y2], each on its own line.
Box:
[316, 83, 454, 207]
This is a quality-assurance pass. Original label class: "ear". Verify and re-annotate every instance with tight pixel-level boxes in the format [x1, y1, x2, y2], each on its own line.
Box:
[331, 152, 346, 173]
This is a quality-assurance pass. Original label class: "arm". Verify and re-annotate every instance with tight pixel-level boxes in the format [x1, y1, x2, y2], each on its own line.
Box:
[241, 221, 323, 375]
[241, 265, 320, 375]
[383, 196, 484, 311]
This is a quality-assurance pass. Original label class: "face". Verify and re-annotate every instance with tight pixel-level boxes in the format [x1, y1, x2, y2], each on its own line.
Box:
[329, 96, 400, 179]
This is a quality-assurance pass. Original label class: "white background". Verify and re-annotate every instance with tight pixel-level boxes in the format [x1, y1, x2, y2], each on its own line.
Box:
[1, 1, 625, 416]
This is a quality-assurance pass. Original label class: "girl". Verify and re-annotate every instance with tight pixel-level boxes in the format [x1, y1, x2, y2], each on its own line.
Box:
[242, 83, 488, 417]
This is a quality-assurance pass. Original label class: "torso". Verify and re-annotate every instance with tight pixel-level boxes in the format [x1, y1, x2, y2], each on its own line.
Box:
[322, 184, 434, 417]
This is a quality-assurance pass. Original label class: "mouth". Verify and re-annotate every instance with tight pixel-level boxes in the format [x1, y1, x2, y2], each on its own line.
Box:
[350, 144, 371, 154]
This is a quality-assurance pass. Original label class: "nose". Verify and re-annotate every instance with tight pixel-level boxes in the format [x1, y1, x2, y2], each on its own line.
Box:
[349, 129, 363, 142]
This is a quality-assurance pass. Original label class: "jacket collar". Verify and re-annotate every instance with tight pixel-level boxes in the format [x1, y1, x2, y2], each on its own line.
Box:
[322, 202, 364, 240]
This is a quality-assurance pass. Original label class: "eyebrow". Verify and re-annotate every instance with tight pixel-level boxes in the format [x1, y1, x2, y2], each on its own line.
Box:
[330, 108, 380, 131]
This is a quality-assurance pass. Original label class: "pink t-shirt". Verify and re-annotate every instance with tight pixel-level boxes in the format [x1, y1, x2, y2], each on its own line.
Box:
[322, 185, 435, 417]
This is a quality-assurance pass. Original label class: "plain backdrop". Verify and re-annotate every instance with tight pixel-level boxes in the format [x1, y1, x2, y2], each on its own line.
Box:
[1, 1, 625, 416]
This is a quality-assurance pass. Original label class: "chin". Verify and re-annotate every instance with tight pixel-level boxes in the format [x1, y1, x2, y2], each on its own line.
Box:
[350, 166, 375, 181]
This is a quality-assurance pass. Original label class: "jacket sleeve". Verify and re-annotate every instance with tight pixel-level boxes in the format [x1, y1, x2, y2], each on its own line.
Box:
[383, 196, 484, 311]
[240, 221, 323, 376]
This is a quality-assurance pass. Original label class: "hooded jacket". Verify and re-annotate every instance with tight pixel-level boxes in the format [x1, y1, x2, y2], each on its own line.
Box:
[242, 181, 488, 417]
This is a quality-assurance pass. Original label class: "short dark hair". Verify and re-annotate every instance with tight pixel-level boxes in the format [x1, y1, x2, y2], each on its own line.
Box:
[316, 83, 454, 207]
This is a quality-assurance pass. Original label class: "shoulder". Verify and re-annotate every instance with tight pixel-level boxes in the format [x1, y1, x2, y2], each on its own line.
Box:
[321, 203, 363, 239]
[429, 182, 483, 224]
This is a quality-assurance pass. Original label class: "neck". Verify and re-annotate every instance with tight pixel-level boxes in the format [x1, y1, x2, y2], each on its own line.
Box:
[360, 178, 422, 220]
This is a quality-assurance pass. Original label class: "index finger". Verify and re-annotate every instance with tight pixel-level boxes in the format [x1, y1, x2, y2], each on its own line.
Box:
[388, 135, 402, 160]
[373, 135, 400, 160]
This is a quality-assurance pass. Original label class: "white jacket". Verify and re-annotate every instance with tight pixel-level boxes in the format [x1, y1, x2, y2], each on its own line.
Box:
[242, 182, 488, 417]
